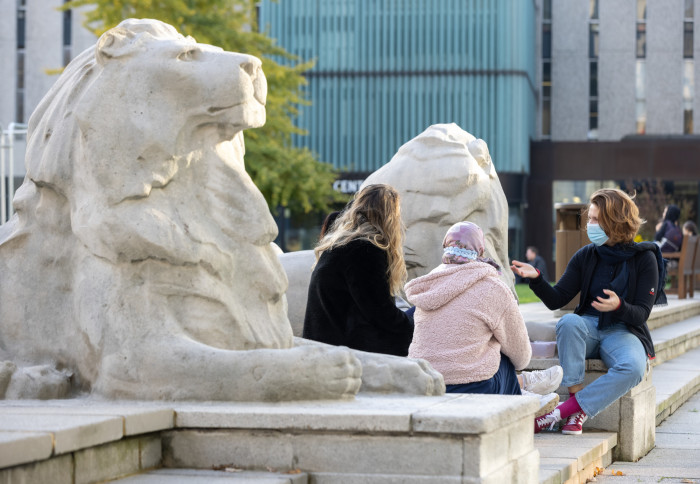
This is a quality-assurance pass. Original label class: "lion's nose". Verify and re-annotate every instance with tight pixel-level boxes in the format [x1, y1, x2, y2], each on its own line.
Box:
[241, 61, 257, 78]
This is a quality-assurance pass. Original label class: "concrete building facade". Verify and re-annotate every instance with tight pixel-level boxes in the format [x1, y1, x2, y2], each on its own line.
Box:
[530, 0, 700, 275]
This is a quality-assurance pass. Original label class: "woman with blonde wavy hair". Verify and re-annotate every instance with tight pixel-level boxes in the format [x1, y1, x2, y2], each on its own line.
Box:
[303, 184, 414, 356]
[512, 188, 667, 435]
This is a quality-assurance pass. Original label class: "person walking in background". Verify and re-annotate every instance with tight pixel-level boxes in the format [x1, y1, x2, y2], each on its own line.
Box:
[303, 184, 414, 356]
[405, 222, 562, 416]
[655, 204, 683, 253]
[512, 188, 666, 435]
[524, 246, 549, 282]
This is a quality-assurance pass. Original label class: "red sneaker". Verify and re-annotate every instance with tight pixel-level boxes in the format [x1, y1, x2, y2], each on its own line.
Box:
[534, 408, 562, 433]
[561, 411, 588, 435]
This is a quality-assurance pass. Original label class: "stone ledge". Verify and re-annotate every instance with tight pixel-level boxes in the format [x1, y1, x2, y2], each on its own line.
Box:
[172, 394, 539, 435]
[0, 402, 174, 436]
[113, 468, 309, 483]
[0, 431, 53, 468]
[0, 395, 542, 483]
[0, 413, 123, 455]
[535, 432, 616, 484]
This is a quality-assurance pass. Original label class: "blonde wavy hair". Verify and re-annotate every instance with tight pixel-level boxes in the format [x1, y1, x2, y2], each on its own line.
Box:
[585, 188, 645, 244]
[315, 184, 407, 295]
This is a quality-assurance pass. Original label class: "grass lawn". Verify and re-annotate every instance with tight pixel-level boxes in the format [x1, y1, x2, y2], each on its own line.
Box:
[515, 283, 542, 304]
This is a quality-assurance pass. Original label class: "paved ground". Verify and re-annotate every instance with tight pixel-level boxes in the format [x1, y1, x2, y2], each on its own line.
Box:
[593, 392, 700, 484]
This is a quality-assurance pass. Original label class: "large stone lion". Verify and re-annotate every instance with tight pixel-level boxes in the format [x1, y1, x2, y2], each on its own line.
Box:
[0, 19, 442, 401]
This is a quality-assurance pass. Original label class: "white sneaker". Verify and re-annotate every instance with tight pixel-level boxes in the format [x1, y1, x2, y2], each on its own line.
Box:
[534, 408, 562, 433]
[521, 365, 563, 395]
[522, 389, 560, 418]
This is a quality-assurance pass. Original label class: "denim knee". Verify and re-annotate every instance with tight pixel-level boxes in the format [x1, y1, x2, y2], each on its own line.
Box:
[611, 358, 646, 388]
[555, 313, 587, 338]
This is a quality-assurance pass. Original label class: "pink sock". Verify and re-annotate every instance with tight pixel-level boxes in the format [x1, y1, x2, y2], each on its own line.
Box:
[556, 394, 582, 419]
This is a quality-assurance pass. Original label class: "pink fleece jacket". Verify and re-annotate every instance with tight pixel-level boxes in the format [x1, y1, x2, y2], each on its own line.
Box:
[404, 262, 532, 385]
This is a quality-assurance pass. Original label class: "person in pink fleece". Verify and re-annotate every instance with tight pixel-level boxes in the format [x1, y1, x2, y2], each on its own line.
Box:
[405, 222, 560, 405]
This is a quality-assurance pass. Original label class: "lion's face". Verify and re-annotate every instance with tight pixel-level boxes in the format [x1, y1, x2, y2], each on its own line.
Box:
[91, 23, 267, 145]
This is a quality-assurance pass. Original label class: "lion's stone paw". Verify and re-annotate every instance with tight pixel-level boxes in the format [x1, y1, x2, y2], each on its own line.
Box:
[5, 365, 73, 399]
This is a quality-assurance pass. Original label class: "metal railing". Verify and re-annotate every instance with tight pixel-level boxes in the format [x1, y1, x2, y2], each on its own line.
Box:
[1, 123, 28, 225]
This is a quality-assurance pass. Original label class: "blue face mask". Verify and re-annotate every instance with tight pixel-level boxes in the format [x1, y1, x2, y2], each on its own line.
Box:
[587, 223, 609, 246]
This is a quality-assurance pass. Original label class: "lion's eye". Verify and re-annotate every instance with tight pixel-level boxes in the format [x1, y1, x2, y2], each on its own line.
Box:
[177, 49, 200, 61]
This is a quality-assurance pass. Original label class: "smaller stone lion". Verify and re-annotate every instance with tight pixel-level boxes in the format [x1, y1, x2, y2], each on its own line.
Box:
[0, 19, 442, 401]
[363, 123, 516, 296]
[280, 125, 516, 334]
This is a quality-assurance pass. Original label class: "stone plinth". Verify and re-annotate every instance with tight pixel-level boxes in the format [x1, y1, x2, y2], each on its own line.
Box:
[0, 395, 541, 483]
[165, 395, 540, 484]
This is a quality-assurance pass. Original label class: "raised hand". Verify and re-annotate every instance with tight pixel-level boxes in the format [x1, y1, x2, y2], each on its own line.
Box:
[511, 260, 539, 280]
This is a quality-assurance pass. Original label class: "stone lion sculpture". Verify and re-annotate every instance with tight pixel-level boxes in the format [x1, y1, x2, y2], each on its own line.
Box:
[0, 19, 442, 401]
[362, 123, 516, 296]
[279, 124, 515, 335]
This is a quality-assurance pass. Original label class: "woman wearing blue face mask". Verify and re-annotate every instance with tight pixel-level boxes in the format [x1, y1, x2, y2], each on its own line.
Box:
[511, 188, 667, 435]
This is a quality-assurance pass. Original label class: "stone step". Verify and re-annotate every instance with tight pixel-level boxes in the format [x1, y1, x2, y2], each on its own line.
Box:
[653, 345, 700, 425]
[535, 335, 700, 483]
[645, 296, 700, 331]
[649, 314, 700, 366]
[536, 431, 617, 484]
[108, 468, 308, 483]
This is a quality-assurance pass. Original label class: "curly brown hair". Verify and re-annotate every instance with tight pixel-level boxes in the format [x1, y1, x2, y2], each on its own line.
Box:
[314, 184, 407, 295]
[585, 188, 645, 244]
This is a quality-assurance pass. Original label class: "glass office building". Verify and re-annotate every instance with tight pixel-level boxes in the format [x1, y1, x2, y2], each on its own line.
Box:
[259, 0, 537, 253]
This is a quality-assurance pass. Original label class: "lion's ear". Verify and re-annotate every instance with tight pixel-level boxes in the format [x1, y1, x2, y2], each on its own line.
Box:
[467, 139, 493, 170]
[95, 27, 142, 65]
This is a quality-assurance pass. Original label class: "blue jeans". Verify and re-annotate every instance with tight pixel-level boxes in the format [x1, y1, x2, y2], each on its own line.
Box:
[445, 354, 522, 396]
[556, 313, 647, 417]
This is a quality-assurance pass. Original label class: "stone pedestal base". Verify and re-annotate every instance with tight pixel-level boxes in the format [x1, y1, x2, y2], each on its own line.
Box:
[166, 394, 541, 483]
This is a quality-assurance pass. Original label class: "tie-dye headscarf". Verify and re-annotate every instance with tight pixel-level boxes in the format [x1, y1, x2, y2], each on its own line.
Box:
[441, 221, 501, 272]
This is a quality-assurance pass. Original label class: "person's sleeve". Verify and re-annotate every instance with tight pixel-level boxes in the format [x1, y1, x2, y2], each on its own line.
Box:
[491, 291, 532, 370]
[616, 251, 657, 327]
[342, 242, 414, 334]
[528, 247, 585, 310]
[538, 257, 550, 281]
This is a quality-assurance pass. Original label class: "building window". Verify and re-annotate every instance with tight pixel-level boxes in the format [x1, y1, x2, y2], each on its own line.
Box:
[684, 61, 694, 133]
[636, 60, 646, 134]
[636, 0, 646, 58]
[589, 0, 599, 20]
[684, 0, 694, 133]
[541, 0, 552, 138]
[684, 22, 694, 58]
[588, 0, 599, 140]
[542, 23, 552, 59]
[16, 0, 26, 122]
[589, 24, 599, 58]
[62, 2, 72, 66]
